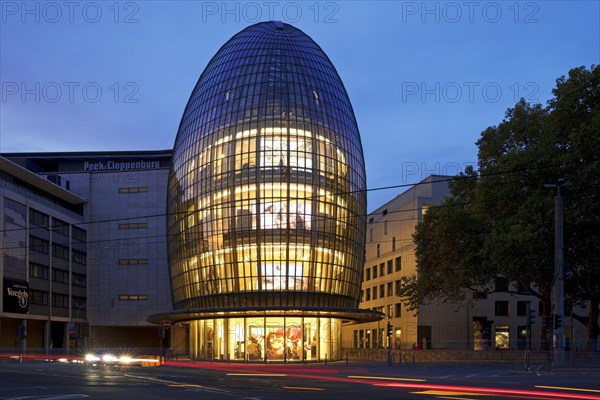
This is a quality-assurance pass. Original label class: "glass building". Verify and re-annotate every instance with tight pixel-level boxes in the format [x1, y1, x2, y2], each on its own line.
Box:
[151, 21, 381, 362]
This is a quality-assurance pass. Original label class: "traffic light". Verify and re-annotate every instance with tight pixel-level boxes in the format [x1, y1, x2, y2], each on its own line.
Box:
[543, 315, 553, 329]
[527, 309, 536, 326]
[554, 314, 563, 329]
[387, 322, 393, 336]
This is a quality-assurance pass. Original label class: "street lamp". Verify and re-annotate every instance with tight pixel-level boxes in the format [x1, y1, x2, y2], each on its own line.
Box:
[544, 178, 571, 367]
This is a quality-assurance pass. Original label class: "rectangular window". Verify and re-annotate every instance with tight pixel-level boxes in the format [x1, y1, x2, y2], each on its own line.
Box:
[360, 290, 364, 302]
[30, 290, 48, 305]
[392, 237, 396, 251]
[29, 236, 49, 254]
[369, 228, 373, 241]
[118, 294, 148, 300]
[52, 269, 69, 284]
[395, 303, 402, 318]
[517, 301, 529, 316]
[395, 256, 401, 272]
[119, 223, 148, 229]
[29, 208, 49, 227]
[52, 243, 69, 260]
[372, 266, 378, 279]
[29, 262, 48, 279]
[379, 263, 385, 277]
[372, 287, 377, 300]
[376, 243, 380, 257]
[387, 304, 393, 318]
[52, 218, 69, 236]
[365, 288, 371, 301]
[118, 259, 148, 265]
[379, 284, 385, 298]
[72, 273, 86, 288]
[365, 268, 371, 281]
[72, 250, 86, 265]
[72, 296, 86, 309]
[119, 187, 148, 194]
[52, 293, 69, 308]
[387, 282, 393, 297]
[387, 260, 393, 274]
[384, 220, 388, 234]
[495, 300, 510, 316]
[395, 280, 401, 296]
[72, 226, 86, 242]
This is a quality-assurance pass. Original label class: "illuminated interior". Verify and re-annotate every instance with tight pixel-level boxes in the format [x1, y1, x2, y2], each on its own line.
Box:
[160, 21, 379, 361]
[189, 317, 340, 362]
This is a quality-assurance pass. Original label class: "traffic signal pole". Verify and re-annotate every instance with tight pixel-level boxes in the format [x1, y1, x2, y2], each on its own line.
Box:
[545, 179, 570, 367]
[387, 321, 392, 365]
[525, 302, 533, 371]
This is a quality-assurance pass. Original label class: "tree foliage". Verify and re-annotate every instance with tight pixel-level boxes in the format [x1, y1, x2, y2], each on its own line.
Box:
[399, 65, 600, 348]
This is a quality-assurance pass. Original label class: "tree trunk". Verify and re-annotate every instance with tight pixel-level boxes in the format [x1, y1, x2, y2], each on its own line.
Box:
[587, 298, 599, 351]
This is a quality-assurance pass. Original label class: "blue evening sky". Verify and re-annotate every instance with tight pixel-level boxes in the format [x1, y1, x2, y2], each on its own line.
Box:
[1, 1, 598, 210]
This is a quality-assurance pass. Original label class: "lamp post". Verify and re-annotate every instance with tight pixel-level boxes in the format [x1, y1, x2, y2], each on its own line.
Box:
[544, 178, 570, 367]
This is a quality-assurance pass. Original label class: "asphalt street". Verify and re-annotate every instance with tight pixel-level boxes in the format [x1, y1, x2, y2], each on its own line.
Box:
[1, 359, 598, 400]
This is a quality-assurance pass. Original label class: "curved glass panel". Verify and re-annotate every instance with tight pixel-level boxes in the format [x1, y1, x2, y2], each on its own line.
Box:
[168, 22, 366, 312]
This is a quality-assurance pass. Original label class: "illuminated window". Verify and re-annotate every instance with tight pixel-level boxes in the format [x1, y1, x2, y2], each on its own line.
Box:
[119, 295, 148, 300]
[119, 259, 148, 265]
[119, 187, 148, 194]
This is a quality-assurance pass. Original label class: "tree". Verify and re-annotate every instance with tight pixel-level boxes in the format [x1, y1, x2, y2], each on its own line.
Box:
[400, 65, 600, 349]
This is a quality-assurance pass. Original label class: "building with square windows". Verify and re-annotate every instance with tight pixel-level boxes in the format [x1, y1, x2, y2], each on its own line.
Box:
[342, 175, 588, 353]
[1, 151, 172, 354]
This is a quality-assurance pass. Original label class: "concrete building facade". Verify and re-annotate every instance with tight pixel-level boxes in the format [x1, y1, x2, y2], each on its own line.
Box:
[2, 151, 172, 354]
[342, 175, 588, 353]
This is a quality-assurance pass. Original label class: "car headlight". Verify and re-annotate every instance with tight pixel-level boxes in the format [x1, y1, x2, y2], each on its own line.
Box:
[101, 354, 118, 363]
[85, 354, 100, 362]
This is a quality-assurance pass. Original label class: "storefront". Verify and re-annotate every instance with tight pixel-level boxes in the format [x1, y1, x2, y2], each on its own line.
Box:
[188, 316, 340, 362]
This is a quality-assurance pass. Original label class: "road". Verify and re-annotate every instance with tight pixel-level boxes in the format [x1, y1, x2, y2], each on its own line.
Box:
[1, 359, 598, 400]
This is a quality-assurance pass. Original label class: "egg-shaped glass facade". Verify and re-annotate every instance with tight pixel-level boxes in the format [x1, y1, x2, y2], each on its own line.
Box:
[158, 21, 381, 361]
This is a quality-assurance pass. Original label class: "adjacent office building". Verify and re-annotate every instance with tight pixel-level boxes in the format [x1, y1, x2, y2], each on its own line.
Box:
[1, 156, 87, 352]
[1, 151, 172, 353]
